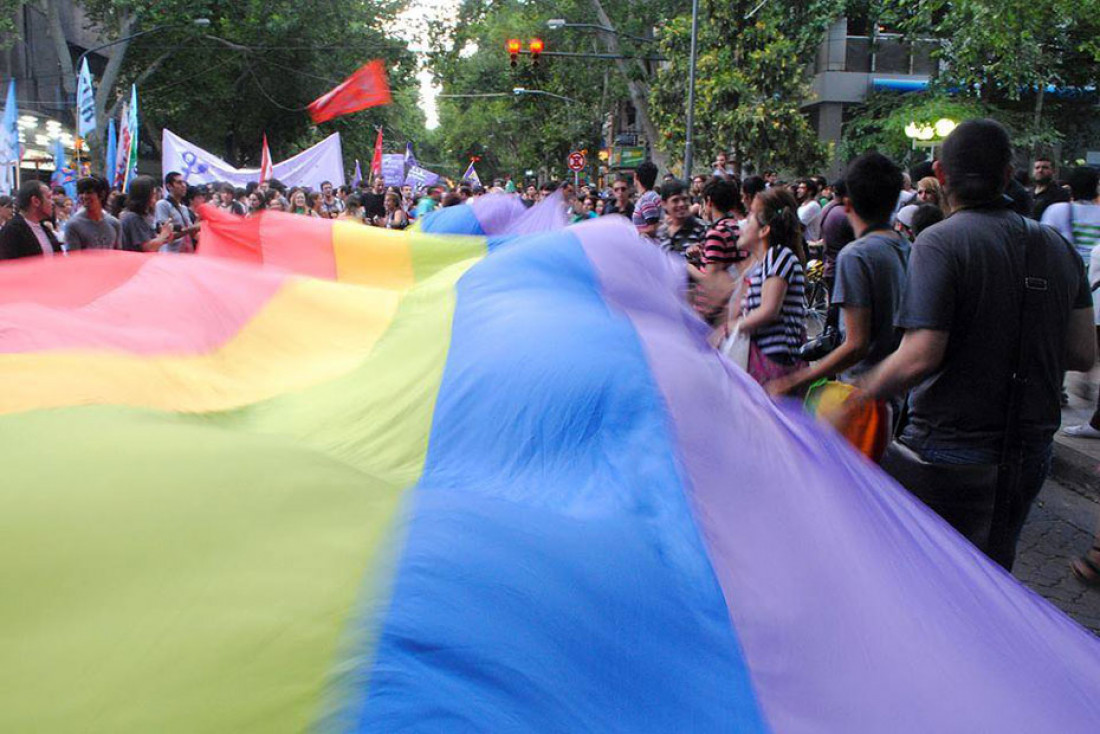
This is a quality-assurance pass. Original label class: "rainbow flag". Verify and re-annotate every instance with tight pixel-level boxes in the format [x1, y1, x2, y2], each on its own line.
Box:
[2, 211, 1100, 732]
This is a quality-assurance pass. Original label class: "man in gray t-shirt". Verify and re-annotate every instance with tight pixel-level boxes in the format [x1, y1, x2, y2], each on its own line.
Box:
[767, 152, 908, 398]
[153, 171, 199, 253]
[834, 232, 908, 380]
[65, 208, 121, 251]
[855, 119, 1095, 570]
[65, 175, 121, 251]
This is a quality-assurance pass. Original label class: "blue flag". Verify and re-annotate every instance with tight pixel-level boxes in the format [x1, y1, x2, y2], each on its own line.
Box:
[51, 137, 76, 199]
[350, 159, 363, 188]
[76, 58, 97, 137]
[0, 80, 18, 192]
[404, 142, 417, 169]
[104, 118, 117, 182]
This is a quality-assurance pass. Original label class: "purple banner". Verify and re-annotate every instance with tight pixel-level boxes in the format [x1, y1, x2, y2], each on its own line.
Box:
[381, 154, 406, 187]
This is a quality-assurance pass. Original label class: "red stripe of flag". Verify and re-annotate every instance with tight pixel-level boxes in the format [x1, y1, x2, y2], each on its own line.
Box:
[259, 134, 273, 183]
[307, 60, 392, 124]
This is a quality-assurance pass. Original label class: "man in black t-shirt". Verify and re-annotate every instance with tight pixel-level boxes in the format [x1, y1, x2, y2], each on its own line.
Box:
[1031, 157, 1070, 220]
[603, 176, 634, 220]
[853, 120, 1095, 570]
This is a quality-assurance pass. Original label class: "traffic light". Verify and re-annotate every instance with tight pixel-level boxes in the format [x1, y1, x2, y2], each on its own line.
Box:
[529, 38, 544, 66]
[507, 39, 521, 67]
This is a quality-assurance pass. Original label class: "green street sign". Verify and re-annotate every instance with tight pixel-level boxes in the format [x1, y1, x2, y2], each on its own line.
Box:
[611, 146, 646, 169]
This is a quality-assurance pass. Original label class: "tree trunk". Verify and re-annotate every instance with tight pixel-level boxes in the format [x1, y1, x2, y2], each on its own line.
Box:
[87, 10, 137, 166]
[587, 0, 668, 173]
[41, 0, 76, 97]
[1032, 83, 1045, 157]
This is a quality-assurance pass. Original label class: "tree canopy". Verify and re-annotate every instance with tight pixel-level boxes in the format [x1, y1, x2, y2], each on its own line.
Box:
[72, 0, 423, 171]
[651, 0, 844, 176]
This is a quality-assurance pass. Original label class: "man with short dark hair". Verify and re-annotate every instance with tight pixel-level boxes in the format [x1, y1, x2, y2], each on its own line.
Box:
[362, 178, 386, 222]
[795, 178, 823, 242]
[820, 179, 856, 292]
[852, 119, 1095, 569]
[655, 180, 706, 255]
[769, 152, 908, 396]
[154, 171, 199, 253]
[319, 180, 345, 218]
[219, 183, 246, 215]
[690, 176, 748, 324]
[604, 176, 634, 219]
[64, 176, 121, 251]
[741, 175, 766, 215]
[414, 185, 444, 218]
[0, 179, 61, 259]
[632, 161, 662, 240]
[1031, 157, 1069, 220]
[521, 184, 538, 209]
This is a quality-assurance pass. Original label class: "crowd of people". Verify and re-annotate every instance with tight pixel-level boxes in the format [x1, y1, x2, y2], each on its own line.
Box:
[2, 120, 1100, 579]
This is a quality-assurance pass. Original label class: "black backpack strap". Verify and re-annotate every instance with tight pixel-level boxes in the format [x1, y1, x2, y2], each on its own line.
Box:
[990, 216, 1049, 552]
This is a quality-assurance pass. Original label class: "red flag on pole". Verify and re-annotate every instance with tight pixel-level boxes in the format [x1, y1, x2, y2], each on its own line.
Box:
[307, 60, 392, 124]
[370, 127, 384, 177]
[259, 134, 273, 183]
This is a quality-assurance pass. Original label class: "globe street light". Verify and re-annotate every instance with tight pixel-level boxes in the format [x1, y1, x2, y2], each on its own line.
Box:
[905, 118, 956, 160]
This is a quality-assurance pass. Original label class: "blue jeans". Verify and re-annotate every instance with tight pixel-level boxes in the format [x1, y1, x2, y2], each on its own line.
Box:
[901, 437, 1053, 570]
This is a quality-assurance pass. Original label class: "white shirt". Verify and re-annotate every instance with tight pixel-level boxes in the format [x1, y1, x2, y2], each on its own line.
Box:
[27, 220, 54, 257]
[1041, 201, 1100, 266]
[798, 200, 823, 242]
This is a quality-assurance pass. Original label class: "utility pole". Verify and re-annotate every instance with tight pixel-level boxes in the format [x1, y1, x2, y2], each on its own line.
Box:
[683, 0, 700, 180]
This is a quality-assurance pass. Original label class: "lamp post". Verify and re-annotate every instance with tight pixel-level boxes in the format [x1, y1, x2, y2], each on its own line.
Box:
[682, 0, 699, 180]
[508, 87, 576, 103]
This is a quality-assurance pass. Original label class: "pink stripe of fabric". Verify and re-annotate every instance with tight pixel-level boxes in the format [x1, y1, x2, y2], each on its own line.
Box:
[0, 253, 287, 355]
[0, 249, 147, 308]
[198, 205, 337, 279]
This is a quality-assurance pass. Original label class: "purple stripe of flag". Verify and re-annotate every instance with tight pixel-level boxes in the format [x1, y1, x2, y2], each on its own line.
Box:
[572, 216, 1100, 733]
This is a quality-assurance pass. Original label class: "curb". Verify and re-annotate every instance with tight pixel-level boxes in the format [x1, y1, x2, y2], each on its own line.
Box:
[1052, 439, 1100, 502]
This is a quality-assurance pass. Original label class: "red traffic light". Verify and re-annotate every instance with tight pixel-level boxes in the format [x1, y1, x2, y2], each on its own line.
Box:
[507, 38, 521, 67]
[529, 38, 544, 55]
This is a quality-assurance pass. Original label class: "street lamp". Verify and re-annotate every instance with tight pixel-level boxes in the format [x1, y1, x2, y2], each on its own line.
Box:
[904, 118, 956, 160]
[546, 19, 653, 44]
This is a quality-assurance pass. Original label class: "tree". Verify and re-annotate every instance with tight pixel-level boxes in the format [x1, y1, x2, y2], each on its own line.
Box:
[880, 0, 1100, 153]
[651, 0, 845, 176]
[63, 0, 422, 174]
[837, 92, 991, 169]
[429, 0, 684, 179]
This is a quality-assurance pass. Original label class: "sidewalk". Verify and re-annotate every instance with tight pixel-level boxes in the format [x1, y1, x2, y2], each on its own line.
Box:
[1055, 390, 1100, 501]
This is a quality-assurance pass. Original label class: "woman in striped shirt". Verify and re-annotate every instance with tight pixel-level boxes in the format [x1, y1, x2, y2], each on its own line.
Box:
[727, 186, 807, 385]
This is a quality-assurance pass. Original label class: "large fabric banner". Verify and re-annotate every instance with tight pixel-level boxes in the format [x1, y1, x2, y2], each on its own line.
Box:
[404, 164, 440, 190]
[161, 129, 344, 189]
[381, 153, 405, 186]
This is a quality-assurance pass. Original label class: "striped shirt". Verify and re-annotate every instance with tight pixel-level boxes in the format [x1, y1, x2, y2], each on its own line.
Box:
[741, 245, 806, 361]
[1041, 202, 1100, 270]
[702, 217, 747, 268]
[632, 190, 662, 233]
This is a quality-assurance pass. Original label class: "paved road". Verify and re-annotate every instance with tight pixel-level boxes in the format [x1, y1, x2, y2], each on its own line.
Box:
[1015, 479, 1100, 634]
